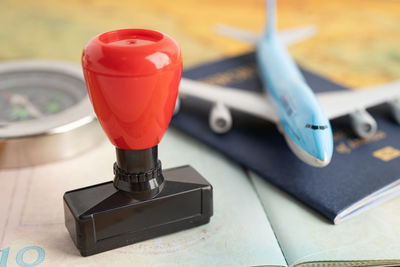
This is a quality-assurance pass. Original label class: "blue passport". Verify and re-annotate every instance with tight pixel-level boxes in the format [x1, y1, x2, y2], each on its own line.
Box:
[171, 53, 400, 224]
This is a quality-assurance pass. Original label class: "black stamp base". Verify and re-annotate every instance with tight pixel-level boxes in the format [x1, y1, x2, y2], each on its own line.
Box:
[63, 165, 213, 256]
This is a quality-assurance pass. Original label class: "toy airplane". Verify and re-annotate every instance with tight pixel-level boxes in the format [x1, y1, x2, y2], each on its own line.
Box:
[177, 0, 400, 167]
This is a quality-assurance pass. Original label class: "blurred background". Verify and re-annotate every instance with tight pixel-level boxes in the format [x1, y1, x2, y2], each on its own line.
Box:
[1, 0, 399, 88]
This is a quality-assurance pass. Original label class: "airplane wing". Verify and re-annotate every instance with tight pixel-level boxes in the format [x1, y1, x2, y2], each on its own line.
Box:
[317, 80, 400, 119]
[179, 78, 279, 123]
[277, 25, 317, 46]
[215, 24, 317, 46]
[214, 24, 259, 44]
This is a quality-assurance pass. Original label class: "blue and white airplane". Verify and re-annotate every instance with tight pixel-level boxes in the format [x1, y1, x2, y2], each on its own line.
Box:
[178, 0, 400, 167]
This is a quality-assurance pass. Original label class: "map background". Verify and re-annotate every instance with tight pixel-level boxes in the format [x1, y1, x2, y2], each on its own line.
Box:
[1, 0, 400, 88]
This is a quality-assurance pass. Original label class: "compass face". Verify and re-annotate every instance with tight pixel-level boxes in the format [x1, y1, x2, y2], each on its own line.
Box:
[0, 61, 103, 168]
[0, 70, 86, 125]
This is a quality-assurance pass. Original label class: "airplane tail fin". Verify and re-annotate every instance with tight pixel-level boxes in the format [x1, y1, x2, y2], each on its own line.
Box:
[265, 0, 277, 38]
[215, 0, 317, 46]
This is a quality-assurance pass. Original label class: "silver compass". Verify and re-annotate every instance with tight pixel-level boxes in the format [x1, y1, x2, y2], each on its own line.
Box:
[0, 60, 104, 168]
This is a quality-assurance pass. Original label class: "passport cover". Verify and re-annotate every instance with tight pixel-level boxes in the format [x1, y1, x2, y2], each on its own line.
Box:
[171, 52, 400, 224]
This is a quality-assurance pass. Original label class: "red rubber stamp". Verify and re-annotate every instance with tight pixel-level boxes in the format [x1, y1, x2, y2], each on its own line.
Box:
[63, 29, 213, 256]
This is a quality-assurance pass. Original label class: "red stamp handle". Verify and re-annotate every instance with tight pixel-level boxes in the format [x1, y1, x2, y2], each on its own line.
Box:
[82, 29, 182, 150]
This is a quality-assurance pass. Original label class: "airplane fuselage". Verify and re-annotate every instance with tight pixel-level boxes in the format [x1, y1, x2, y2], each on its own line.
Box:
[256, 34, 333, 167]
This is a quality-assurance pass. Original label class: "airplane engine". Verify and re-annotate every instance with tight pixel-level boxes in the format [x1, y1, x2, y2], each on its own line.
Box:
[388, 99, 400, 124]
[209, 102, 232, 134]
[349, 109, 377, 138]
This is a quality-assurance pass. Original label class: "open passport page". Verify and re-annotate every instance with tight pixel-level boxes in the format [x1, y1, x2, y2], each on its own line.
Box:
[1, 128, 284, 266]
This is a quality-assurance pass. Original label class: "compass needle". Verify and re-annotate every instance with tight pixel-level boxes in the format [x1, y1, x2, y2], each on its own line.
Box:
[9, 93, 43, 118]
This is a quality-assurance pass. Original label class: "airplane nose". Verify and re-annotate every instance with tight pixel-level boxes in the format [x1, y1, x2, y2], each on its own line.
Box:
[316, 150, 330, 165]
[314, 130, 333, 164]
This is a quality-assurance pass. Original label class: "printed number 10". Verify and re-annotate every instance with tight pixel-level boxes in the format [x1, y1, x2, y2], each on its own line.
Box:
[0, 246, 45, 267]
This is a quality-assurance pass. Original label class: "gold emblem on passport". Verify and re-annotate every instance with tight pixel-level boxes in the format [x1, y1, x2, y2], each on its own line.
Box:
[373, 146, 400, 162]
[336, 142, 351, 154]
[334, 131, 387, 155]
